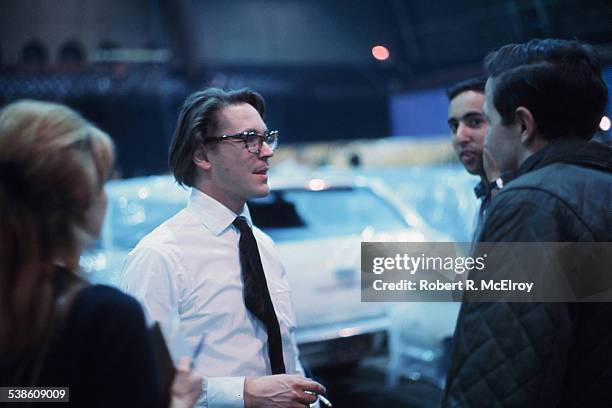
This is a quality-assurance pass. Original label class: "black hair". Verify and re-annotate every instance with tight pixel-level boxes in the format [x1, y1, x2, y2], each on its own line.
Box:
[484, 38, 608, 140]
[446, 77, 486, 101]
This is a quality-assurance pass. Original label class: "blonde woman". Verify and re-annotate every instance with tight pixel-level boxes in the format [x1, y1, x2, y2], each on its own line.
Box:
[0, 100, 201, 407]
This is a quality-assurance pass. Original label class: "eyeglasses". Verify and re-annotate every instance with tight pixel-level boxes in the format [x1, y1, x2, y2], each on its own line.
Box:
[203, 130, 279, 154]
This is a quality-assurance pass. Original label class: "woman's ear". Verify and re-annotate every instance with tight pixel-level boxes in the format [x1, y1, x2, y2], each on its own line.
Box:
[193, 146, 211, 170]
[515, 107, 537, 145]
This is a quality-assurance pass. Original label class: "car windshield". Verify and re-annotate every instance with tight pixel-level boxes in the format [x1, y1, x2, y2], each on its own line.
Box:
[249, 186, 410, 241]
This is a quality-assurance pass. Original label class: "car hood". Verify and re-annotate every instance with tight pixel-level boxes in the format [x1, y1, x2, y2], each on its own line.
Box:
[276, 229, 427, 329]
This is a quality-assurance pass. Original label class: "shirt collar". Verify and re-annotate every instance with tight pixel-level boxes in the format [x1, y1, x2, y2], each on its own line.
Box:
[187, 188, 253, 236]
[473, 179, 489, 200]
[474, 172, 517, 200]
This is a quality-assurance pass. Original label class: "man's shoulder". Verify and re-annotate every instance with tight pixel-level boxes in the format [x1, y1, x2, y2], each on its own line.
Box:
[495, 161, 609, 209]
[510, 161, 606, 187]
[482, 162, 611, 241]
[119, 211, 192, 292]
[135, 207, 194, 248]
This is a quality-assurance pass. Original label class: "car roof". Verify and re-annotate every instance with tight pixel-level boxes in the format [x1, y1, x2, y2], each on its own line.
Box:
[106, 172, 378, 196]
[104, 172, 433, 233]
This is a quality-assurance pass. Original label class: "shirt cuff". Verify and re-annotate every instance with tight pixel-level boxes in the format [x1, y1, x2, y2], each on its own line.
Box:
[200, 376, 245, 408]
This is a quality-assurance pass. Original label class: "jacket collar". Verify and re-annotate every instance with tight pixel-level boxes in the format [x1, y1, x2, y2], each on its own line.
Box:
[519, 137, 612, 175]
[502, 137, 612, 185]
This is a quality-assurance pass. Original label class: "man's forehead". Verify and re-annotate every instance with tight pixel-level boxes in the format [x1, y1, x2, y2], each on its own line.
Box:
[217, 103, 266, 133]
[448, 90, 485, 118]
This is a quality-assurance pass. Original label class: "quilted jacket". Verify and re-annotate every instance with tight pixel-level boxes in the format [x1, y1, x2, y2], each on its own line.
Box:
[443, 139, 612, 407]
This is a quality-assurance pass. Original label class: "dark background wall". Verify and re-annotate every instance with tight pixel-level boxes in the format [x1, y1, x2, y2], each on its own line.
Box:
[0, 0, 610, 176]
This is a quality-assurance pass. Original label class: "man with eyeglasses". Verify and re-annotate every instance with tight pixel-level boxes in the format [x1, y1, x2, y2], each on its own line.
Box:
[120, 88, 326, 408]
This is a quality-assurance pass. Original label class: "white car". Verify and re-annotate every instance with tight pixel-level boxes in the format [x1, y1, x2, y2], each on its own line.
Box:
[82, 173, 449, 369]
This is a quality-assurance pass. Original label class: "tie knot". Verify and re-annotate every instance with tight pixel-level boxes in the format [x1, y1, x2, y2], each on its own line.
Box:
[233, 216, 250, 233]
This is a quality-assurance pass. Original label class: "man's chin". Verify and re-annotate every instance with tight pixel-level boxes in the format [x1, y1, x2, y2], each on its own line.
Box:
[251, 185, 270, 197]
[462, 160, 483, 176]
[461, 156, 483, 176]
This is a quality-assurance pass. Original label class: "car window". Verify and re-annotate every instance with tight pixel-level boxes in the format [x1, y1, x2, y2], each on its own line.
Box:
[249, 187, 410, 241]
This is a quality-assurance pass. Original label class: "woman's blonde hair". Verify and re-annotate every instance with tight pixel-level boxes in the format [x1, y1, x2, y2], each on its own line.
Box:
[0, 100, 114, 351]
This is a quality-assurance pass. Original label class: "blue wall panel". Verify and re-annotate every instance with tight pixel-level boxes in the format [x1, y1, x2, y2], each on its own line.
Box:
[389, 87, 449, 138]
[390, 65, 612, 139]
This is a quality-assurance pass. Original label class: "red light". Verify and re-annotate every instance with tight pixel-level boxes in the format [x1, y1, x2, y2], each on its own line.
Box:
[372, 45, 390, 61]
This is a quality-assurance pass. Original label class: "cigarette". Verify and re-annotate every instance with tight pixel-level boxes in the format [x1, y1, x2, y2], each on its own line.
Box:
[318, 394, 333, 407]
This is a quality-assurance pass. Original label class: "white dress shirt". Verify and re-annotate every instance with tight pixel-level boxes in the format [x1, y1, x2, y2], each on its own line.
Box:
[119, 188, 304, 408]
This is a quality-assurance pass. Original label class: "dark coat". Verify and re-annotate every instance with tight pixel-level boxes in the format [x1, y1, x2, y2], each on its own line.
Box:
[0, 285, 165, 408]
[443, 139, 612, 407]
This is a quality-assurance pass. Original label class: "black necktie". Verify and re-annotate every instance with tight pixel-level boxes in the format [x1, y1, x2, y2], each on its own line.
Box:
[233, 216, 286, 374]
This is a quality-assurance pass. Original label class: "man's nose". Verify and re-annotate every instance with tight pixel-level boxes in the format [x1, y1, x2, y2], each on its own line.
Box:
[259, 141, 274, 158]
[456, 123, 472, 142]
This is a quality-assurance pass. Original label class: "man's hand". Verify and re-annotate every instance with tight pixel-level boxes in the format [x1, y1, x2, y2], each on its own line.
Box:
[244, 374, 326, 408]
[170, 357, 203, 408]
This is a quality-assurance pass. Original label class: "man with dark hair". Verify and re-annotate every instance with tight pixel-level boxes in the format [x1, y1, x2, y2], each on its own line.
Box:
[443, 39, 612, 407]
[446, 77, 492, 240]
[120, 88, 326, 407]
